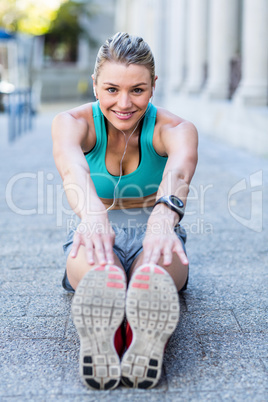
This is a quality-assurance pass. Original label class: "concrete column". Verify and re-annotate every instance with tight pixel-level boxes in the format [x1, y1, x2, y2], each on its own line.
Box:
[115, 0, 129, 32]
[204, 0, 240, 99]
[183, 0, 208, 94]
[234, 0, 268, 106]
[115, 0, 150, 42]
[165, 0, 186, 93]
[115, 0, 166, 100]
[151, 0, 166, 101]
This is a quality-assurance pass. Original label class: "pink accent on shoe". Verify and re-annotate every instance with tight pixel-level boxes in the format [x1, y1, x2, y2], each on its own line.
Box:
[94, 266, 105, 271]
[108, 273, 123, 280]
[132, 282, 149, 289]
[109, 266, 119, 272]
[135, 274, 150, 281]
[140, 266, 150, 272]
[107, 282, 124, 288]
[154, 267, 165, 274]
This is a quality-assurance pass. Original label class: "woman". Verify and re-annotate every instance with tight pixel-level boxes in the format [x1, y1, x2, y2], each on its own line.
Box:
[52, 32, 198, 390]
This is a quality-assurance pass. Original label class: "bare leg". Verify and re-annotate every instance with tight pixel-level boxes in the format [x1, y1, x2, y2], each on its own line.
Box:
[66, 246, 125, 290]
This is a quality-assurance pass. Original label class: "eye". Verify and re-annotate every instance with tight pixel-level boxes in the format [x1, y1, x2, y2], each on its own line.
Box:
[107, 87, 117, 93]
[133, 88, 143, 94]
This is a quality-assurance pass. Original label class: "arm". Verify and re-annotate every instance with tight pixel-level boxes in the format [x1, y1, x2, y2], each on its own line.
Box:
[143, 120, 198, 266]
[52, 110, 115, 265]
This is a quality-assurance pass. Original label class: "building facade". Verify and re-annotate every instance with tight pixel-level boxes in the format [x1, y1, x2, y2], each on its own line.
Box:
[115, 0, 268, 156]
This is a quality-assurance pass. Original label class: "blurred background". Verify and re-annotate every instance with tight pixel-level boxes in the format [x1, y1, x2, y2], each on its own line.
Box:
[0, 0, 267, 155]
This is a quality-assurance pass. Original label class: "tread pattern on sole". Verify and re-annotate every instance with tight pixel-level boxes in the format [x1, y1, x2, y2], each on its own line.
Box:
[71, 265, 126, 390]
[121, 264, 180, 389]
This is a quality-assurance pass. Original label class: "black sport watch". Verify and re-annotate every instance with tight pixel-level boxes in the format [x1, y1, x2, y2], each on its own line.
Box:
[153, 195, 185, 221]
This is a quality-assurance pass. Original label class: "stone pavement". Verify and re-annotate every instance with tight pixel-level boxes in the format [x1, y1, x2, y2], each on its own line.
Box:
[0, 105, 267, 401]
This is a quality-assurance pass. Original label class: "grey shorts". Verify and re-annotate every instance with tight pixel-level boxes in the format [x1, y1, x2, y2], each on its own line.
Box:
[62, 224, 188, 293]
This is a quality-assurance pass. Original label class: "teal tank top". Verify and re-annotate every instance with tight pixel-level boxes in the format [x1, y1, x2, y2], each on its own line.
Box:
[85, 101, 167, 199]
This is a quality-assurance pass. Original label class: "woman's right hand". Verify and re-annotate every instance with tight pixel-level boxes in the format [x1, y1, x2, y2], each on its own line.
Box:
[70, 212, 115, 266]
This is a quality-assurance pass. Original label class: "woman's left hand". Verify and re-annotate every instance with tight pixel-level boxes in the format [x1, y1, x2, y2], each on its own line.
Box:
[142, 224, 188, 266]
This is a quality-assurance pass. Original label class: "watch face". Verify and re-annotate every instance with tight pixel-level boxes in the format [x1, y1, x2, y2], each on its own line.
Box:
[170, 196, 184, 208]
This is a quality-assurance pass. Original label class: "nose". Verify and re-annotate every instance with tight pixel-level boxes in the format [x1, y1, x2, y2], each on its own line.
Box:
[117, 92, 132, 109]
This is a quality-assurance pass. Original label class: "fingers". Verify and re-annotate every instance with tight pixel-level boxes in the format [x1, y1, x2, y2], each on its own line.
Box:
[70, 231, 115, 266]
[173, 242, 189, 266]
[142, 235, 188, 267]
[162, 243, 173, 266]
[91, 235, 108, 266]
[142, 245, 160, 265]
[70, 233, 81, 258]
[102, 234, 115, 265]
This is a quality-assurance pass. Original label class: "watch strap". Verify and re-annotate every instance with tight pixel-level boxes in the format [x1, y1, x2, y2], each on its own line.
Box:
[153, 195, 185, 221]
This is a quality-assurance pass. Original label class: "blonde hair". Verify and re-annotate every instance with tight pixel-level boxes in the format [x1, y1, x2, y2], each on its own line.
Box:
[94, 32, 155, 86]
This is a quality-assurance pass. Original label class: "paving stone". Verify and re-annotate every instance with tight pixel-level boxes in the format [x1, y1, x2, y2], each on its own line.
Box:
[177, 309, 241, 335]
[0, 316, 67, 339]
[27, 294, 72, 316]
[165, 391, 222, 401]
[218, 389, 268, 402]
[0, 253, 66, 270]
[260, 357, 268, 371]
[0, 339, 78, 397]
[164, 324, 205, 361]
[65, 314, 80, 342]
[106, 392, 168, 401]
[0, 280, 64, 296]
[1, 266, 64, 283]
[43, 395, 119, 402]
[199, 332, 268, 359]
[0, 339, 73, 366]
[0, 367, 63, 397]
[232, 307, 268, 333]
[182, 276, 268, 311]
[0, 295, 29, 317]
[166, 357, 267, 392]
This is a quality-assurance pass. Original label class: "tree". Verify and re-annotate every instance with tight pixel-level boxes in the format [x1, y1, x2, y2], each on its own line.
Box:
[44, 1, 97, 63]
[0, 0, 65, 35]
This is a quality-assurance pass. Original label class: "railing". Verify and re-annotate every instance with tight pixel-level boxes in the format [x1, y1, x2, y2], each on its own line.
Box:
[0, 88, 33, 142]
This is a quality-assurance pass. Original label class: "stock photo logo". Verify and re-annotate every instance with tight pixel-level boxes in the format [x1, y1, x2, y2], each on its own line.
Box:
[227, 170, 263, 233]
[5, 170, 263, 234]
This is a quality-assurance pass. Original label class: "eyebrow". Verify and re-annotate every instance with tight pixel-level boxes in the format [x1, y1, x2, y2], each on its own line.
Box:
[103, 82, 149, 87]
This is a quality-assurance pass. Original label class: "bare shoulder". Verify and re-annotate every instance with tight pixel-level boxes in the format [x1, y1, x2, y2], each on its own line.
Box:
[51, 102, 96, 152]
[154, 106, 198, 156]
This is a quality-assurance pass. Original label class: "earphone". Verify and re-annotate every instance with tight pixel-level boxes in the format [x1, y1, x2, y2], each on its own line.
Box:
[93, 87, 97, 98]
[106, 103, 152, 211]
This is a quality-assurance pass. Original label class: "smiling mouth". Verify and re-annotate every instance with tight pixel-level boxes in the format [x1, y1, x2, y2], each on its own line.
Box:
[113, 111, 135, 117]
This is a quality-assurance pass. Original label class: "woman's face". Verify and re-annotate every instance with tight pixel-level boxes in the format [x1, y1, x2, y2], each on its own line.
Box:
[93, 61, 156, 134]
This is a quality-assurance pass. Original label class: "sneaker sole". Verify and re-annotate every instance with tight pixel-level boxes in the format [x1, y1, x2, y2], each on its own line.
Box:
[71, 265, 126, 390]
[121, 264, 180, 389]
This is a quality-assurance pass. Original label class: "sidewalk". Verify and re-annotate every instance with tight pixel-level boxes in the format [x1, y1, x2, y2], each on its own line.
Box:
[0, 105, 267, 401]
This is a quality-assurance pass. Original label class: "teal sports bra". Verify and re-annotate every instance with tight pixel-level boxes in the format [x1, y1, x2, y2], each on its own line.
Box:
[85, 101, 167, 199]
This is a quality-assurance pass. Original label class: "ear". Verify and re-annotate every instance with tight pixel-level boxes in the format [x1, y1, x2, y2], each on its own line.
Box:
[91, 74, 98, 99]
[152, 75, 158, 96]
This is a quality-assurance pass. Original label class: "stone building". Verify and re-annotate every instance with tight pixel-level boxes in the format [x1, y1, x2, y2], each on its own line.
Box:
[115, 0, 268, 156]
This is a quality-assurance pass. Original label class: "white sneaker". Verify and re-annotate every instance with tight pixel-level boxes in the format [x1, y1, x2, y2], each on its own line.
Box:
[121, 264, 180, 389]
[71, 265, 126, 390]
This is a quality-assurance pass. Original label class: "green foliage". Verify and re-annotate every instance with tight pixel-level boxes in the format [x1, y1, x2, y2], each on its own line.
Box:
[0, 0, 62, 35]
[44, 1, 97, 63]
[47, 1, 95, 42]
